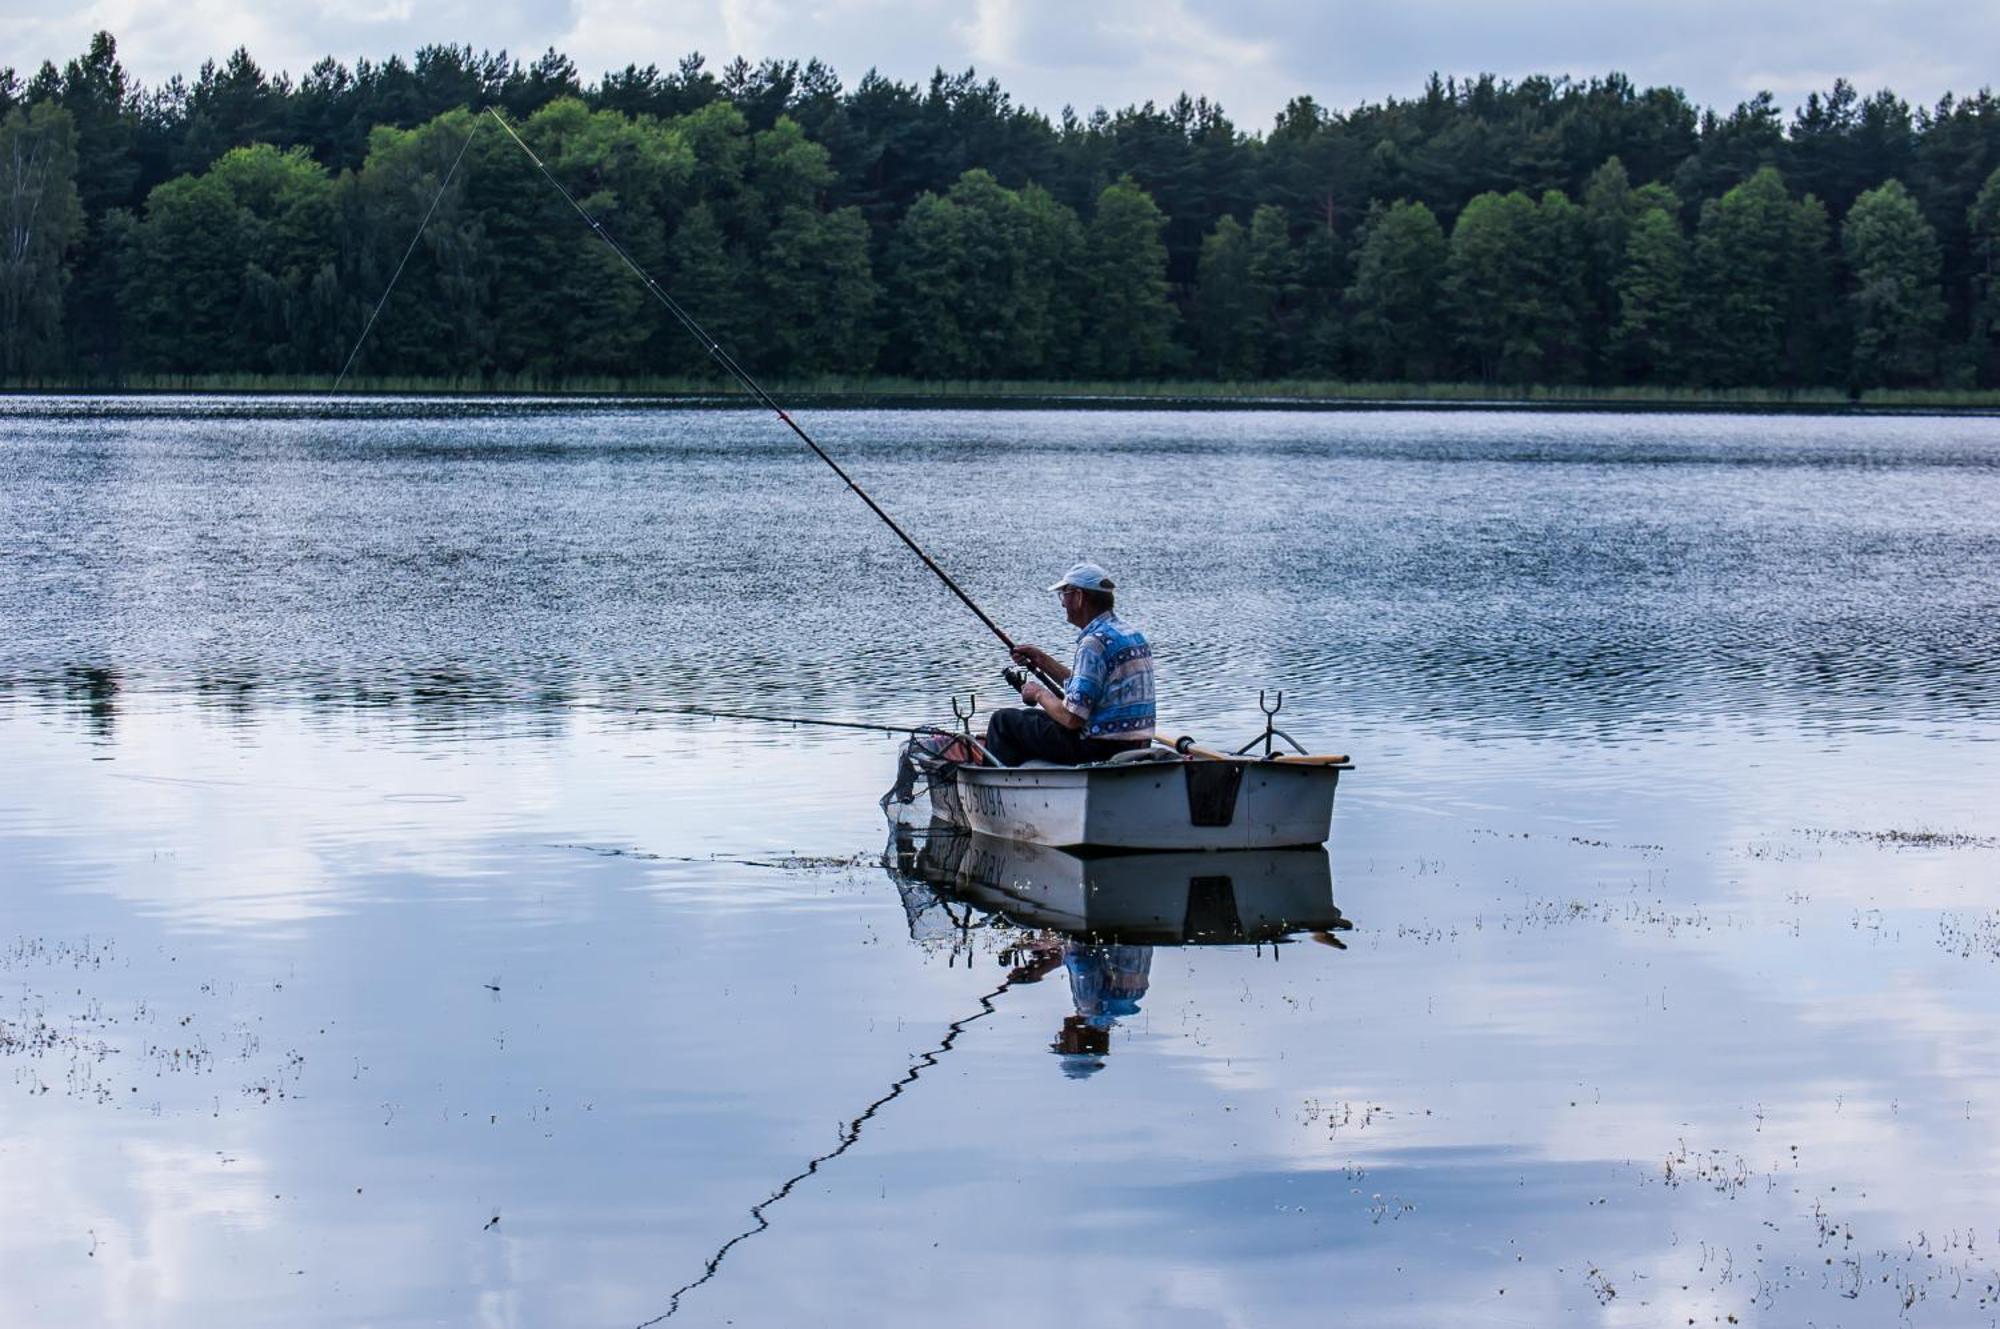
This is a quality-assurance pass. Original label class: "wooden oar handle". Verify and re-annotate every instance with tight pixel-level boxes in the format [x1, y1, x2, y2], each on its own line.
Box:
[1158, 734, 1232, 761]
[1155, 734, 1352, 767]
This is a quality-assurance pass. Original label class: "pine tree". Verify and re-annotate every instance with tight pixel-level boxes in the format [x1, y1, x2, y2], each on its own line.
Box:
[0, 104, 83, 376]
[57, 32, 139, 217]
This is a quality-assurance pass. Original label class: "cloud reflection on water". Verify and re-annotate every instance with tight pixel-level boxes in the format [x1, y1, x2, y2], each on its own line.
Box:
[2, 402, 1998, 1324]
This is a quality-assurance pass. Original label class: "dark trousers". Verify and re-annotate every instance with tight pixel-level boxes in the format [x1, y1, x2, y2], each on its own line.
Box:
[983, 707, 1146, 767]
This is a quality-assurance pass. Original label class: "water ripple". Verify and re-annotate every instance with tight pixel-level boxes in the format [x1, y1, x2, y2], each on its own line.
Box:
[1, 401, 1994, 747]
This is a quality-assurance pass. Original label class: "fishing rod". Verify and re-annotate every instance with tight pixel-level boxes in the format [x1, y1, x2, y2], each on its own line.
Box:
[487, 112, 1348, 767]
[483, 107, 1062, 693]
[574, 698, 937, 735]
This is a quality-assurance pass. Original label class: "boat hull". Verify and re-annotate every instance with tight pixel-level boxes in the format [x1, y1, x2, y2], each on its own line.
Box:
[941, 833, 1341, 942]
[944, 756, 1342, 850]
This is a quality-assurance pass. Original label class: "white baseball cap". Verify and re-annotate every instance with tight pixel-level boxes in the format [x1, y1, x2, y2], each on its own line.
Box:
[1047, 562, 1116, 592]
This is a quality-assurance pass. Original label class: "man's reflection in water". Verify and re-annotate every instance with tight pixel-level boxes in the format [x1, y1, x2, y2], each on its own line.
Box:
[1006, 938, 1153, 1078]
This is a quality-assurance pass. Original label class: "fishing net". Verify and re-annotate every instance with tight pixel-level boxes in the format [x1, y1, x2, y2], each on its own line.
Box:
[882, 825, 974, 946]
[881, 729, 984, 826]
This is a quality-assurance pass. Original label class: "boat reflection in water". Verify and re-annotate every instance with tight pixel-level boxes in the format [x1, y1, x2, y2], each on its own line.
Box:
[886, 824, 1352, 1075]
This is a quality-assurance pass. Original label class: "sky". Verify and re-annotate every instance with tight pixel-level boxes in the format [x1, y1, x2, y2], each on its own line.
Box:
[1, 0, 1995, 132]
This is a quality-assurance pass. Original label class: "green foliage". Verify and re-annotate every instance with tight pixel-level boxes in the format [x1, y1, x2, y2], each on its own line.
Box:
[1967, 168, 2000, 384]
[1445, 191, 1545, 382]
[47, 22, 139, 374]
[941, 169, 1057, 376]
[211, 145, 342, 372]
[0, 103, 84, 374]
[664, 203, 748, 375]
[748, 116, 832, 214]
[1688, 167, 1800, 386]
[882, 169, 1084, 378]
[1193, 217, 1256, 378]
[1843, 179, 1945, 386]
[1244, 205, 1299, 374]
[761, 204, 876, 373]
[1612, 206, 1688, 381]
[1535, 189, 1591, 381]
[882, 190, 966, 377]
[12, 30, 2000, 390]
[1014, 184, 1086, 375]
[1079, 176, 1177, 377]
[1579, 158, 1678, 380]
[1783, 194, 1842, 385]
[119, 172, 248, 372]
[1345, 201, 1447, 380]
[344, 110, 493, 377]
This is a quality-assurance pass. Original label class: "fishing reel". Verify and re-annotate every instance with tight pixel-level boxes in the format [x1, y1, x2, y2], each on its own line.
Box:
[1001, 664, 1029, 692]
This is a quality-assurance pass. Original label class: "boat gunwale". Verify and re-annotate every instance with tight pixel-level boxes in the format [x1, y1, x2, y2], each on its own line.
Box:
[954, 754, 1353, 787]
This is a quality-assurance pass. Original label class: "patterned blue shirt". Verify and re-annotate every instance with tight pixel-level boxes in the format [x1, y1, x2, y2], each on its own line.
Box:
[1063, 610, 1156, 741]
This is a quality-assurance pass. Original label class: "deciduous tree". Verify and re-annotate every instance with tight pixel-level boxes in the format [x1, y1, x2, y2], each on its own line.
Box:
[1688, 166, 1794, 386]
[1611, 205, 1688, 382]
[1445, 190, 1543, 382]
[1844, 178, 1946, 387]
[1193, 215, 1256, 378]
[1079, 176, 1176, 377]
[1345, 200, 1447, 380]
[1968, 167, 2000, 385]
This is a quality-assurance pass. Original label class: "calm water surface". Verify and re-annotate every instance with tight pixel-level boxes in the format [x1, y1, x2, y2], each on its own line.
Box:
[2, 397, 1998, 1326]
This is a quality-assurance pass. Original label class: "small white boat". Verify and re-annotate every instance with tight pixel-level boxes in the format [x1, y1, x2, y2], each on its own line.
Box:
[927, 749, 1350, 851]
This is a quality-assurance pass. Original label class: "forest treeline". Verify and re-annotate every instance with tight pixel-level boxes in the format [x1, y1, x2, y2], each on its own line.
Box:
[4, 32, 2000, 390]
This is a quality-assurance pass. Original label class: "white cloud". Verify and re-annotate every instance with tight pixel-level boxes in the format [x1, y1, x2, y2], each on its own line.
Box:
[0, 0, 1992, 129]
[955, 0, 1020, 68]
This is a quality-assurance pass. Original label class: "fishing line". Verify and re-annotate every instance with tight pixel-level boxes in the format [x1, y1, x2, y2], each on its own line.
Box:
[635, 973, 1020, 1326]
[483, 107, 1060, 691]
[572, 698, 941, 735]
[330, 118, 481, 396]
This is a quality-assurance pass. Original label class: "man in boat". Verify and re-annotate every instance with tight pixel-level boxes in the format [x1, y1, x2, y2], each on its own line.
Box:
[983, 561, 1155, 766]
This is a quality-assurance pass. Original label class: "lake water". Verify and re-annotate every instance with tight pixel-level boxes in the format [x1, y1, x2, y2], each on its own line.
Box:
[2, 397, 1998, 1326]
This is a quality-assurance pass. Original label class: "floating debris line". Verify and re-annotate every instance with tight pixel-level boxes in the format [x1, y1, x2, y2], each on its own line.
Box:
[635, 975, 1018, 1325]
[545, 842, 870, 871]
[1797, 826, 1998, 851]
